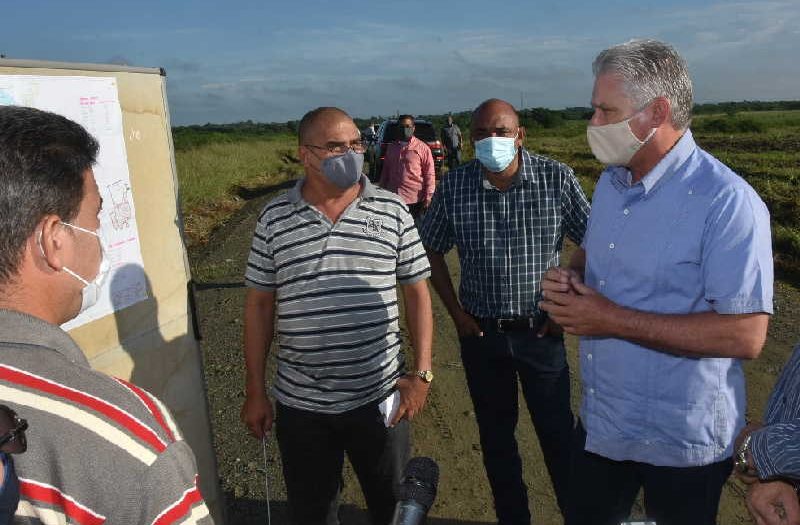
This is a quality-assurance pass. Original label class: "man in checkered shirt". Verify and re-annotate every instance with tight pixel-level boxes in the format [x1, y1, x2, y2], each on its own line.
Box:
[420, 98, 590, 525]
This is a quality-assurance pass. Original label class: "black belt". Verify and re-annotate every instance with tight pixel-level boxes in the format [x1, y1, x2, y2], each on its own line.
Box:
[476, 314, 544, 333]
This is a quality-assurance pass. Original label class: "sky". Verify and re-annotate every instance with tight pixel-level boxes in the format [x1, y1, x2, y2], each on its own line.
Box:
[3, 0, 799, 125]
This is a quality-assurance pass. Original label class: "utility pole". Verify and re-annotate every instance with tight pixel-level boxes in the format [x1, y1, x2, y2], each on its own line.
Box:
[520, 92, 524, 110]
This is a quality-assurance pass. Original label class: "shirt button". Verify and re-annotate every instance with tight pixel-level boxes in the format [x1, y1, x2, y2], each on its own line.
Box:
[623, 208, 630, 215]
[589, 388, 595, 395]
[644, 440, 651, 445]
[598, 280, 605, 287]
[587, 354, 593, 361]
[609, 243, 615, 249]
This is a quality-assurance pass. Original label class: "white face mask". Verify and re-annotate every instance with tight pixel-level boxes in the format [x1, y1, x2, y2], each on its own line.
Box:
[57, 222, 111, 313]
[586, 112, 657, 166]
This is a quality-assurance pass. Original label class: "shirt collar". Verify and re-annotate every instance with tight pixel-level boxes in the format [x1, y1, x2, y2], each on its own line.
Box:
[288, 174, 376, 205]
[0, 308, 90, 367]
[609, 130, 697, 194]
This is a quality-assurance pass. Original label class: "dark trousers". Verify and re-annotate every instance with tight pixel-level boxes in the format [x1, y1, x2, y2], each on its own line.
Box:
[567, 423, 733, 525]
[447, 147, 461, 170]
[460, 326, 574, 524]
[276, 400, 410, 525]
[407, 202, 426, 219]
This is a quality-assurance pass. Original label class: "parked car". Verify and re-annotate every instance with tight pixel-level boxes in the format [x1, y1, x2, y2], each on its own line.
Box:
[367, 119, 445, 181]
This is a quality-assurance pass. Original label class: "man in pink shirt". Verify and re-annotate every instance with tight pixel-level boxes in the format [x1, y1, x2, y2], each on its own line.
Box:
[379, 115, 436, 219]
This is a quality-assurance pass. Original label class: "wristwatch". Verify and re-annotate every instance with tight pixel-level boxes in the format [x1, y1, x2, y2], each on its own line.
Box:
[413, 370, 434, 383]
[735, 434, 753, 474]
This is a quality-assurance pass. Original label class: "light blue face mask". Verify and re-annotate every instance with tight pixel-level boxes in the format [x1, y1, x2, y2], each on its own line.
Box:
[321, 150, 364, 189]
[474, 135, 518, 173]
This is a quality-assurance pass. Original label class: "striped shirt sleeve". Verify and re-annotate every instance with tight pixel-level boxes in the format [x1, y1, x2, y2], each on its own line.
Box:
[142, 441, 212, 525]
[245, 213, 276, 290]
[561, 166, 591, 246]
[751, 422, 800, 480]
[751, 344, 800, 480]
[419, 185, 454, 254]
[396, 207, 431, 284]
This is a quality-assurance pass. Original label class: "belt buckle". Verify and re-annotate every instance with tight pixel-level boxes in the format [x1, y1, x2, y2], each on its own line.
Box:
[495, 318, 506, 333]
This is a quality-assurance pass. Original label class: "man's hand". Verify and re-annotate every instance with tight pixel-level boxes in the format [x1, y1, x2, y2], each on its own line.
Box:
[241, 392, 274, 439]
[539, 277, 619, 336]
[392, 375, 431, 426]
[453, 309, 483, 338]
[746, 480, 800, 525]
[541, 266, 581, 295]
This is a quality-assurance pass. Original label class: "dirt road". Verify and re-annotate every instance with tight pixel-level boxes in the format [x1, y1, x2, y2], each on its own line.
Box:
[193, 185, 800, 524]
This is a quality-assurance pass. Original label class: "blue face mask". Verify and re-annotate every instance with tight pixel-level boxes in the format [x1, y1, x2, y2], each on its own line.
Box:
[320, 150, 364, 189]
[474, 135, 518, 173]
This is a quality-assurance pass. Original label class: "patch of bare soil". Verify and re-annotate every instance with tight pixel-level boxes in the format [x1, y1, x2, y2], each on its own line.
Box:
[193, 186, 800, 524]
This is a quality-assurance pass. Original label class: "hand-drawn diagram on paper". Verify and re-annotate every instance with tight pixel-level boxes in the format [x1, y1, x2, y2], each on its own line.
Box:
[0, 75, 148, 329]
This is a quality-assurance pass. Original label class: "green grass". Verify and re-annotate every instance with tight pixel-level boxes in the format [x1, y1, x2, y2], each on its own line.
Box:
[174, 111, 800, 275]
[175, 134, 301, 245]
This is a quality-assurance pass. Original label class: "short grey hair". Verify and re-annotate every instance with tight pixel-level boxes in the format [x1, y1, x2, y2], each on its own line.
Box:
[593, 39, 693, 130]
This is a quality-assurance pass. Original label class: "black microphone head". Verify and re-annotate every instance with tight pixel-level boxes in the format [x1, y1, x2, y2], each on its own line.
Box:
[396, 457, 439, 510]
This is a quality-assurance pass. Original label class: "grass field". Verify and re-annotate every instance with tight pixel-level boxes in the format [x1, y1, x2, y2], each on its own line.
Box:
[179, 110, 800, 524]
[175, 132, 302, 246]
[176, 110, 800, 277]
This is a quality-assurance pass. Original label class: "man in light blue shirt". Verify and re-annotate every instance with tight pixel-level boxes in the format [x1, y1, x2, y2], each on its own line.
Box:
[540, 39, 773, 525]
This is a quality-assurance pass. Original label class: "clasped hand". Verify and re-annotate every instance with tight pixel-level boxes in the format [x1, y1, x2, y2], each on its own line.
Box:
[538, 267, 617, 336]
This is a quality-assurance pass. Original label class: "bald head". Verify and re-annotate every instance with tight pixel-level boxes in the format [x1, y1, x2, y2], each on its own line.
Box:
[298, 107, 353, 146]
[472, 99, 519, 129]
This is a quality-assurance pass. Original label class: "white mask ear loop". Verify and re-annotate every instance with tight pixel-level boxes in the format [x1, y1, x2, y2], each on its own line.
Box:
[640, 127, 657, 145]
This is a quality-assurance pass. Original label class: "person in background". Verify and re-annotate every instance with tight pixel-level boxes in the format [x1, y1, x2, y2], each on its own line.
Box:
[440, 114, 463, 171]
[540, 39, 773, 525]
[0, 105, 212, 524]
[241, 107, 433, 525]
[0, 405, 27, 523]
[733, 341, 800, 525]
[421, 98, 590, 524]
[379, 114, 435, 219]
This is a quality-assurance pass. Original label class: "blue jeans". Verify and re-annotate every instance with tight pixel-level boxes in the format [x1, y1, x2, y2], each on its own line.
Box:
[276, 400, 410, 525]
[460, 325, 574, 525]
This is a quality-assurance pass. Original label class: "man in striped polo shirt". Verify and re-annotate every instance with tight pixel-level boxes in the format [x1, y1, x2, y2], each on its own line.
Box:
[241, 107, 433, 525]
[421, 98, 590, 524]
[0, 106, 211, 524]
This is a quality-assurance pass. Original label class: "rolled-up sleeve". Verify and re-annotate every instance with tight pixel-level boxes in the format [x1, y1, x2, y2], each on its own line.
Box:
[702, 186, 773, 314]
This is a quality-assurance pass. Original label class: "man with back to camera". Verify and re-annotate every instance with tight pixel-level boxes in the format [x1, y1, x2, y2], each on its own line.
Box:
[240, 107, 434, 525]
[539, 39, 774, 525]
[0, 105, 212, 524]
[379, 114, 436, 220]
[420, 98, 591, 524]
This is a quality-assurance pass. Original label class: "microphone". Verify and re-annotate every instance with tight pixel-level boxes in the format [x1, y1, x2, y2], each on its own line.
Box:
[391, 456, 439, 525]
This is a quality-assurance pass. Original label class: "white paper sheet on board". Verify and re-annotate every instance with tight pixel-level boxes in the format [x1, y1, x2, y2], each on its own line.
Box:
[0, 75, 148, 328]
